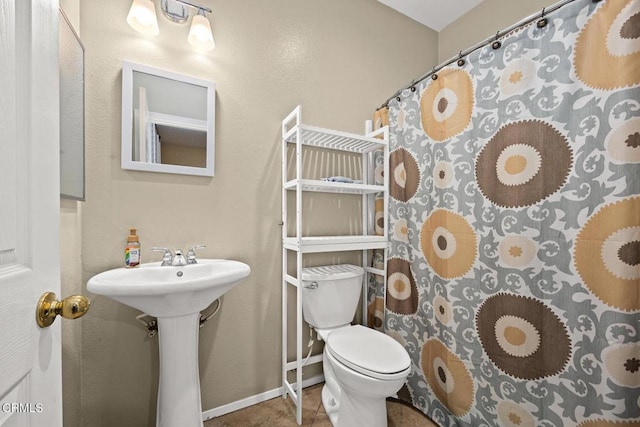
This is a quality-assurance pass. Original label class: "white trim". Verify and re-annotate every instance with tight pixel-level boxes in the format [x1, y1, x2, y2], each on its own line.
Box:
[201, 375, 324, 421]
[147, 111, 207, 131]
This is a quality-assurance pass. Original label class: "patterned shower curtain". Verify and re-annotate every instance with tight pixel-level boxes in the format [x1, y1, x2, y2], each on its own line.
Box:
[380, 0, 640, 425]
[367, 108, 389, 331]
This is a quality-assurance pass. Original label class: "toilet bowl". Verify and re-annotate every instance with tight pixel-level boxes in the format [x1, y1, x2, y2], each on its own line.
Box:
[301, 265, 411, 427]
[318, 325, 411, 427]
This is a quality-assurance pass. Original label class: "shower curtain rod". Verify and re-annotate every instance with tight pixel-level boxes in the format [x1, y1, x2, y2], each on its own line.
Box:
[378, 0, 589, 110]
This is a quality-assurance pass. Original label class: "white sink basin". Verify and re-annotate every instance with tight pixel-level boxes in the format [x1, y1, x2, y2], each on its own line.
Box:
[87, 259, 250, 317]
[87, 259, 250, 427]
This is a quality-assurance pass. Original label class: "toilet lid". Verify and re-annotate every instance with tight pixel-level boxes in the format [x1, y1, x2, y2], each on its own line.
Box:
[326, 325, 411, 380]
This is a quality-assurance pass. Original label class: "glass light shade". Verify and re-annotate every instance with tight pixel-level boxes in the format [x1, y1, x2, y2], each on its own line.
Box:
[127, 0, 159, 36]
[188, 14, 215, 51]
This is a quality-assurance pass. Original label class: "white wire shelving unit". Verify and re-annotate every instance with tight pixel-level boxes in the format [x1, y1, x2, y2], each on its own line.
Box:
[281, 105, 389, 425]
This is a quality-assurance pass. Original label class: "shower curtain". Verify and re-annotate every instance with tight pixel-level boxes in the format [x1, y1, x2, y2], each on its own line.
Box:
[367, 108, 389, 331]
[377, 0, 640, 425]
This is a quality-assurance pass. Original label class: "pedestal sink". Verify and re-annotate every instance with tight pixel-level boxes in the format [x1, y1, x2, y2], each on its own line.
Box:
[87, 259, 250, 427]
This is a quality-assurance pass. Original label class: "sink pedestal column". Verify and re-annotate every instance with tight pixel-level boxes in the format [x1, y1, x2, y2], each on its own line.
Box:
[156, 312, 203, 427]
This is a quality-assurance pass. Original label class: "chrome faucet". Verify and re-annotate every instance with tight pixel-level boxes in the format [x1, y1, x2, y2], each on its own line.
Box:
[172, 250, 187, 266]
[153, 245, 205, 266]
[187, 245, 206, 264]
[152, 247, 173, 266]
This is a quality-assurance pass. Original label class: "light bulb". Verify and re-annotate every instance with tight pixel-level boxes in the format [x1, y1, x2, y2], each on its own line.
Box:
[188, 12, 215, 51]
[127, 0, 159, 36]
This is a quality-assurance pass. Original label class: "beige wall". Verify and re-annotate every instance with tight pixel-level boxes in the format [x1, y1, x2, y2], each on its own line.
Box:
[60, 199, 84, 426]
[77, 1, 437, 426]
[438, 0, 558, 62]
[60, 199, 82, 427]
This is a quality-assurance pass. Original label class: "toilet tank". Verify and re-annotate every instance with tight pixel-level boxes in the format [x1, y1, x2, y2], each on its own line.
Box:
[301, 264, 364, 329]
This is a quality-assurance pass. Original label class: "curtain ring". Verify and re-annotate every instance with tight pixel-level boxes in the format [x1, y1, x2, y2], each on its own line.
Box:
[537, 7, 548, 28]
[492, 31, 502, 50]
[457, 51, 466, 67]
[431, 67, 438, 80]
[410, 80, 417, 92]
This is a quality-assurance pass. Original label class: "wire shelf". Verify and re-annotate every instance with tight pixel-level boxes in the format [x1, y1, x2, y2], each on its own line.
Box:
[284, 124, 386, 153]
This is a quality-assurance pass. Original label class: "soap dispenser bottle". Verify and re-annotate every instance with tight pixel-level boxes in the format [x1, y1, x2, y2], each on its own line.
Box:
[125, 227, 141, 268]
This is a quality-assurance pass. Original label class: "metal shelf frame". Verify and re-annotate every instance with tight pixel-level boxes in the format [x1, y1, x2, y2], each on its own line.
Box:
[283, 179, 383, 194]
[281, 105, 389, 425]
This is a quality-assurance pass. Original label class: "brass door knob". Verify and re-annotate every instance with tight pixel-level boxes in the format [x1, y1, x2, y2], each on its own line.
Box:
[36, 292, 90, 328]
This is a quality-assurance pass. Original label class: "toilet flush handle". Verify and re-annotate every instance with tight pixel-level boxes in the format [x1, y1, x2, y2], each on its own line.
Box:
[304, 281, 318, 290]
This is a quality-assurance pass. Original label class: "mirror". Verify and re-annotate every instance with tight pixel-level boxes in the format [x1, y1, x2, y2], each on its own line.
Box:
[121, 61, 215, 177]
[59, 9, 85, 200]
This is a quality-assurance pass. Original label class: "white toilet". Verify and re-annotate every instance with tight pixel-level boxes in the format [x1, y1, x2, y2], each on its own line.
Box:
[301, 264, 411, 427]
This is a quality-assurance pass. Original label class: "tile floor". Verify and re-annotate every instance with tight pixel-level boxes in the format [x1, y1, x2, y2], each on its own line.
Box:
[205, 384, 438, 427]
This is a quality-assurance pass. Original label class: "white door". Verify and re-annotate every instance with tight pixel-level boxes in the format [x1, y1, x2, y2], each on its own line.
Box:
[0, 0, 63, 426]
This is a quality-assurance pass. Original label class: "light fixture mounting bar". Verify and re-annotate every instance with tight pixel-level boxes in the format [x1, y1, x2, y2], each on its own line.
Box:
[173, 0, 212, 14]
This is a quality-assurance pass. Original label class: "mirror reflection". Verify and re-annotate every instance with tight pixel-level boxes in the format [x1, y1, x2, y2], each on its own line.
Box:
[132, 71, 207, 168]
[59, 9, 85, 199]
[121, 61, 215, 177]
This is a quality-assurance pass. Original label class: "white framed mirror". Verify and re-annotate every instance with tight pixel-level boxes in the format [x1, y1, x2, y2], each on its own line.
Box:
[121, 61, 215, 177]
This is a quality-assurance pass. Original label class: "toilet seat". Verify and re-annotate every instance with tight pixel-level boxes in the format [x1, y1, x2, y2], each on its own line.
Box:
[326, 325, 411, 381]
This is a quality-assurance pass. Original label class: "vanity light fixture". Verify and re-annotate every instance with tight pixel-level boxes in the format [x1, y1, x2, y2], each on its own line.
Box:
[127, 0, 215, 52]
[188, 8, 215, 51]
[126, 0, 160, 36]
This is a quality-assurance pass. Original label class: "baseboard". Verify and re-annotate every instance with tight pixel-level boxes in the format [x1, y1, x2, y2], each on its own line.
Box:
[202, 374, 325, 421]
